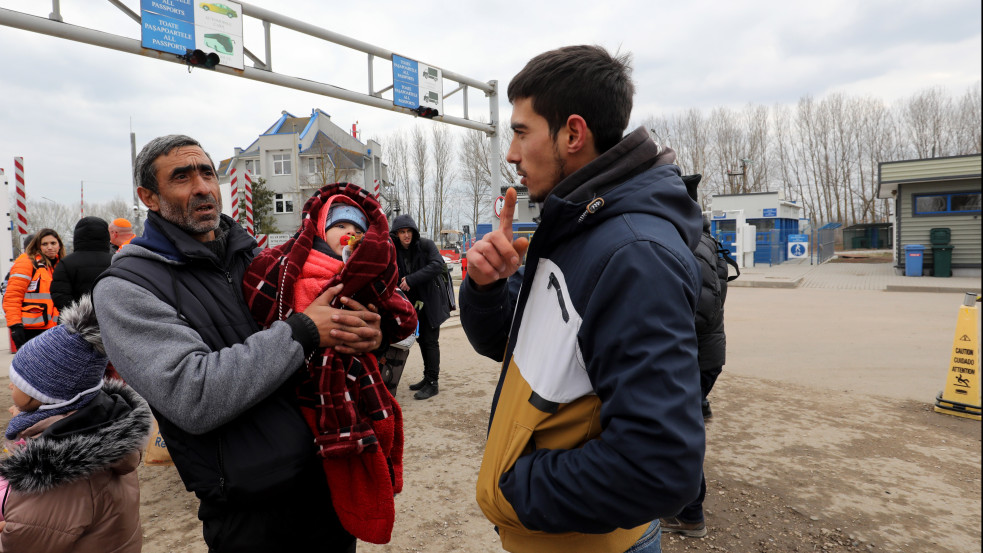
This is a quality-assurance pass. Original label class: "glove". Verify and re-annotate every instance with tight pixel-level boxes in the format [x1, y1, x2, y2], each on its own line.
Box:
[10, 324, 27, 349]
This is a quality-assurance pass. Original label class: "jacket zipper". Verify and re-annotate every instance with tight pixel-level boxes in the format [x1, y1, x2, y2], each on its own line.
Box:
[218, 437, 226, 495]
[547, 272, 570, 323]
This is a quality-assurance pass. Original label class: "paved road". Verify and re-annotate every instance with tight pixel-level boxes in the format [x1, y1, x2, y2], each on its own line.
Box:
[2, 258, 979, 407]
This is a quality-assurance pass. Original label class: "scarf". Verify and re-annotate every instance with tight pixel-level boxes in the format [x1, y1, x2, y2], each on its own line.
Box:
[242, 182, 417, 544]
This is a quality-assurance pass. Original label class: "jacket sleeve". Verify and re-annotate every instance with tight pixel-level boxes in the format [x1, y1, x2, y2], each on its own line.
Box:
[499, 241, 706, 533]
[92, 275, 307, 435]
[404, 239, 445, 289]
[2, 255, 32, 327]
[49, 259, 74, 312]
[459, 270, 522, 362]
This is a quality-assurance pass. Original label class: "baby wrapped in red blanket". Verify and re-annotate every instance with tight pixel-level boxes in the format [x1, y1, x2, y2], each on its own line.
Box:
[241, 183, 417, 544]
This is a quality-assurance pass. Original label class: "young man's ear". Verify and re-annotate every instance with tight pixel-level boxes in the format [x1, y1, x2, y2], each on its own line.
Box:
[562, 114, 596, 158]
[137, 186, 160, 212]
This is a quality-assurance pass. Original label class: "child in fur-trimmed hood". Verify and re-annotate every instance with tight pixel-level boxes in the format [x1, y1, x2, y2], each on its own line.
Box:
[0, 295, 152, 553]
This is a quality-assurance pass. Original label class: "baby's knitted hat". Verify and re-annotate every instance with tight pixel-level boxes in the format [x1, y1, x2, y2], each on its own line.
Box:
[8, 295, 106, 415]
[324, 195, 367, 234]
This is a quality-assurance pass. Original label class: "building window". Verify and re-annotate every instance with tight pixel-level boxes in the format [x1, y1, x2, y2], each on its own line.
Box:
[274, 193, 294, 214]
[244, 159, 261, 175]
[308, 157, 318, 174]
[913, 192, 981, 216]
[273, 154, 291, 176]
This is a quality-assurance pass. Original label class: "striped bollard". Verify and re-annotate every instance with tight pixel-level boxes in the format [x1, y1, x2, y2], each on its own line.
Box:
[243, 170, 255, 236]
[229, 167, 240, 222]
[14, 157, 28, 237]
[255, 234, 268, 249]
[373, 179, 380, 199]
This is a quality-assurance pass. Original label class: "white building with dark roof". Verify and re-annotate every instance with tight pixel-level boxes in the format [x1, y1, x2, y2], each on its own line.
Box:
[218, 108, 390, 232]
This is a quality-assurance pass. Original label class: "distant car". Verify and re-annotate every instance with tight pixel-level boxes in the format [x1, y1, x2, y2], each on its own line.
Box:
[200, 3, 238, 17]
[204, 33, 234, 55]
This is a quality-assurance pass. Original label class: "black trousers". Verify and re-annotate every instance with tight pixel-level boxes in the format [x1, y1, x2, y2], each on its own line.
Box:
[418, 323, 441, 382]
[201, 461, 356, 553]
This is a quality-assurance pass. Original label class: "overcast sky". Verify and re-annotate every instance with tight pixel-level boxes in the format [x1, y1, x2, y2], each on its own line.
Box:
[0, 0, 980, 207]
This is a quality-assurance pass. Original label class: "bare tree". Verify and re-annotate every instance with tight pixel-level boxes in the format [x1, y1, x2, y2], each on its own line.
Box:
[460, 128, 493, 234]
[956, 82, 982, 154]
[430, 125, 454, 232]
[382, 130, 413, 218]
[901, 86, 955, 158]
[410, 124, 429, 234]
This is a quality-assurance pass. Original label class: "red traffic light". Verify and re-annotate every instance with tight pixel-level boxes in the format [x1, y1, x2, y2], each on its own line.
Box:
[183, 49, 220, 70]
[415, 106, 439, 119]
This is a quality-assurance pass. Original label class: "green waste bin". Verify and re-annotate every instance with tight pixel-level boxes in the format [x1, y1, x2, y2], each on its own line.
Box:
[932, 245, 953, 277]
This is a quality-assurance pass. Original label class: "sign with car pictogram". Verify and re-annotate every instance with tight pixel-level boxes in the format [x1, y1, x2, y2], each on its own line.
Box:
[140, 0, 244, 69]
[392, 54, 443, 115]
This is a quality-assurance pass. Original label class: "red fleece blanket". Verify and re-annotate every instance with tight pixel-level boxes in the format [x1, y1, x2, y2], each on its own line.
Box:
[242, 183, 417, 544]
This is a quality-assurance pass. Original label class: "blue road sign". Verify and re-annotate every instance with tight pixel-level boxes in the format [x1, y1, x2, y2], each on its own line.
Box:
[763, 208, 777, 217]
[141, 12, 195, 55]
[791, 243, 806, 256]
[393, 55, 420, 108]
[141, 0, 194, 23]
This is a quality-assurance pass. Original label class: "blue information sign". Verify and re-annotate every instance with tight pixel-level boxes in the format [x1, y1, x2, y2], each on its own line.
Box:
[141, 12, 195, 55]
[141, 0, 194, 23]
[763, 208, 777, 217]
[789, 234, 808, 242]
[393, 55, 420, 109]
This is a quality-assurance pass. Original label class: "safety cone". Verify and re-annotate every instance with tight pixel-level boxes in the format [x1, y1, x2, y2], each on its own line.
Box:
[934, 292, 981, 420]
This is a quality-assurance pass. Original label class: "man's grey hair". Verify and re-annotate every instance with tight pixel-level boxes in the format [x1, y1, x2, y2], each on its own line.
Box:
[134, 134, 215, 194]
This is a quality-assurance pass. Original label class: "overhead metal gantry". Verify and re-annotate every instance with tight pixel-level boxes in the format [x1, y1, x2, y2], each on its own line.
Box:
[0, 0, 502, 177]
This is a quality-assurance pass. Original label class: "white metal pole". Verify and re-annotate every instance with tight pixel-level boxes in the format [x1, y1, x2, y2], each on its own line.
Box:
[0, 169, 12, 279]
[488, 80, 501, 195]
[0, 8, 494, 134]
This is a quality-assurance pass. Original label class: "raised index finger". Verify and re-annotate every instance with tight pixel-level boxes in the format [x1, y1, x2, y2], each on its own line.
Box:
[498, 187, 518, 241]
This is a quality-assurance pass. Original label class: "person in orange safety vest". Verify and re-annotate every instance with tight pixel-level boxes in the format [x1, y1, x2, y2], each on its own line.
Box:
[4, 228, 65, 351]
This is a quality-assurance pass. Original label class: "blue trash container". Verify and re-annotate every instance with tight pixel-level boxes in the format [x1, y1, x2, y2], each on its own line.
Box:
[904, 244, 925, 276]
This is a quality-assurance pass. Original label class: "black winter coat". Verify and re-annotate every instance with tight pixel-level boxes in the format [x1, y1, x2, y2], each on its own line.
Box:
[50, 216, 113, 311]
[693, 219, 728, 371]
[390, 214, 452, 329]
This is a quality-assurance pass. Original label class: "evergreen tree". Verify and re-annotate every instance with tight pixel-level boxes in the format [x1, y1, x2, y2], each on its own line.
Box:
[239, 177, 279, 234]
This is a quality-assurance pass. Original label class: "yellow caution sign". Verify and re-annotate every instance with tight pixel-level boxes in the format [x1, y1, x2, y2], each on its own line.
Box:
[935, 293, 982, 420]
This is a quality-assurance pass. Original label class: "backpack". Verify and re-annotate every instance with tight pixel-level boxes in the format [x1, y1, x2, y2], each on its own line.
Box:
[714, 235, 740, 283]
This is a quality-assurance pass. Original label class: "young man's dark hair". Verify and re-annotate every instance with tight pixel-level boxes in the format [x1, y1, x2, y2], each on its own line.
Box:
[507, 44, 635, 154]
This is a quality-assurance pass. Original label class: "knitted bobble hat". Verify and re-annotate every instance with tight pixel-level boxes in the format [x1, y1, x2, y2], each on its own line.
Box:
[8, 295, 106, 422]
[321, 195, 368, 236]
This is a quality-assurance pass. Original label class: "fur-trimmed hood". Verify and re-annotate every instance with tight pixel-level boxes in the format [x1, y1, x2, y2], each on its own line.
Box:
[0, 379, 152, 494]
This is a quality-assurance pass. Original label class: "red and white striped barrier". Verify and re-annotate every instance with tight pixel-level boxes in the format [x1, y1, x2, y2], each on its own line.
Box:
[14, 157, 27, 237]
[243, 170, 255, 236]
[373, 179, 380, 199]
[229, 167, 240, 221]
[255, 234, 267, 248]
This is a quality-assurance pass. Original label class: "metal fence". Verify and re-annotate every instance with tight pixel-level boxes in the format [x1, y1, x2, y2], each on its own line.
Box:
[816, 227, 837, 264]
[768, 229, 782, 266]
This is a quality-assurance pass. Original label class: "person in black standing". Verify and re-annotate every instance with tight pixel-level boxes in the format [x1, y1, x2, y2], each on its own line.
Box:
[390, 215, 452, 400]
[50, 216, 113, 311]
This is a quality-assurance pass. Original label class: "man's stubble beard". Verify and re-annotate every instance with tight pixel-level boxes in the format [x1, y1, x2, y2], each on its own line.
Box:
[525, 142, 567, 203]
[159, 194, 221, 237]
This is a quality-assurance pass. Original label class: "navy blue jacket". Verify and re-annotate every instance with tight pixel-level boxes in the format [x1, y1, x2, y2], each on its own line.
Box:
[460, 127, 705, 552]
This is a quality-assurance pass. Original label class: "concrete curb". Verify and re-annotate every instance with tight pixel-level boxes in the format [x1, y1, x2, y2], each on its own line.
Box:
[885, 284, 977, 293]
[730, 278, 803, 289]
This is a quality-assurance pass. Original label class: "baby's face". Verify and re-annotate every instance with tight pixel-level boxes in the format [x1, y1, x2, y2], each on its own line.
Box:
[325, 221, 362, 256]
[9, 381, 41, 413]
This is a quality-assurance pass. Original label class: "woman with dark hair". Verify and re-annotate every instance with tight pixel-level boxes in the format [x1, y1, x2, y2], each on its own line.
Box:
[4, 228, 65, 351]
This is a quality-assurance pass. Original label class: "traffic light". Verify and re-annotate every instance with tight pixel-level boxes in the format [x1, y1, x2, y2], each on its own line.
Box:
[183, 49, 220, 70]
[415, 106, 439, 119]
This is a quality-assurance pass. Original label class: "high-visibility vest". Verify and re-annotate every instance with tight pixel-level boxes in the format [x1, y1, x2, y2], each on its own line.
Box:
[3, 253, 59, 329]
